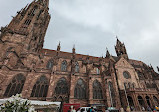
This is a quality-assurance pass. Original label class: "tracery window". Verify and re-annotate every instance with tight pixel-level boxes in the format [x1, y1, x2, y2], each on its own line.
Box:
[31, 75, 49, 98]
[93, 80, 103, 99]
[46, 59, 53, 69]
[123, 71, 131, 79]
[128, 82, 131, 88]
[74, 79, 87, 99]
[124, 82, 127, 89]
[75, 62, 79, 73]
[5, 47, 14, 57]
[132, 83, 135, 88]
[61, 60, 67, 72]
[29, 5, 38, 16]
[24, 19, 31, 25]
[55, 78, 68, 95]
[96, 68, 100, 74]
[4, 74, 26, 97]
[108, 81, 116, 107]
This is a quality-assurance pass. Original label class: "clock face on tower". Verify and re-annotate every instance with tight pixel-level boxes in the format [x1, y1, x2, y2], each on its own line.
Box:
[123, 71, 131, 79]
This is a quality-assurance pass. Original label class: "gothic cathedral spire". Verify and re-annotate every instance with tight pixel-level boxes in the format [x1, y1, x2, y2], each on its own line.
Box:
[0, 0, 50, 53]
[115, 37, 128, 59]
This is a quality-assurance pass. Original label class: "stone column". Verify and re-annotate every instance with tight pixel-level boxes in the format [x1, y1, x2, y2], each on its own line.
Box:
[46, 72, 55, 101]
[142, 95, 148, 109]
[132, 94, 141, 111]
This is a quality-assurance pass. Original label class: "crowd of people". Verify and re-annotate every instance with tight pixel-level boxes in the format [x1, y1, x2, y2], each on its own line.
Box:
[119, 105, 159, 112]
[67, 105, 159, 112]
[67, 106, 97, 112]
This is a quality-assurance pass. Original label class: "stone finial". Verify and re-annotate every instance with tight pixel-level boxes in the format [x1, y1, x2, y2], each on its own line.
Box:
[106, 47, 110, 58]
[57, 41, 61, 51]
[72, 44, 75, 54]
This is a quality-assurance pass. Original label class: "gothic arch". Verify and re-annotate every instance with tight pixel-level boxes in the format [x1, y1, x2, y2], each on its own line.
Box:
[46, 59, 53, 69]
[153, 96, 159, 105]
[5, 47, 15, 57]
[54, 77, 68, 95]
[30, 75, 49, 98]
[93, 80, 103, 99]
[4, 74, 26, 97]
[74, 79, 87, 99]
[75, 62, 79, 73]
[138, 96, 145, 108]
[29, 5, 38, 16]
[127, 96, 134, 107]
[108, 81, 116, 107]
[61, 60, 67, 72]
[145, 96, 151, 107]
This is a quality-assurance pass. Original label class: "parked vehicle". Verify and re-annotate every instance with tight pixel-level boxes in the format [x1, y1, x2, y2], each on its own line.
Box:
[77, 107, 91, 112]
[107, 107, 119, 112]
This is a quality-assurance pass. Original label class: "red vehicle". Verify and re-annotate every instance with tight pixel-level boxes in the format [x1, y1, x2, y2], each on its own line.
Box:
[63, 103, 80, 112]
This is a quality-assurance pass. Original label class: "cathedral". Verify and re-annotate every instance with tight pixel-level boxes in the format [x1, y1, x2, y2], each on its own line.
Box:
[0, 0, 159, 111]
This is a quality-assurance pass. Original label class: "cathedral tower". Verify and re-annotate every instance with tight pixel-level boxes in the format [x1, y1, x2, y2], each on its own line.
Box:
[115, 37, 128, 59]
[0, 0, 50, 53]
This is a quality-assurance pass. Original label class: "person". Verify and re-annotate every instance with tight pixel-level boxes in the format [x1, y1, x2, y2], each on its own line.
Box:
[147, 106, 151, 111]
[72, 106, 76, 112]
[120, 107, 124, 112]
[126, 106, 131, 112]
[90, 107, 93, 112]
[68, 106, 71, 112]
[142, 106, 145, 111]
[91, 108, 95, 112]
[68, 106, 74, 112]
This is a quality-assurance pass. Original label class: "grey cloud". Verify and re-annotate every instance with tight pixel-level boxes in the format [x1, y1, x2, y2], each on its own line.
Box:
[0, 0, 159, 71]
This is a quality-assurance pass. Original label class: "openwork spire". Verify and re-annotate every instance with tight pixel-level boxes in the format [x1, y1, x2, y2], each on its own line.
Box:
[57, 41, 61, 51]
[106, 47, 110, 58]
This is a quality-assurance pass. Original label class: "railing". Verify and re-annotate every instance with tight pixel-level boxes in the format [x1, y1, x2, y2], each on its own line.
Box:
[126, 88, 157, 92]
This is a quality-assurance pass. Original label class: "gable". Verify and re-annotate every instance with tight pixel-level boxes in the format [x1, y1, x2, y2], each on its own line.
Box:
[115, 57, 134, 69]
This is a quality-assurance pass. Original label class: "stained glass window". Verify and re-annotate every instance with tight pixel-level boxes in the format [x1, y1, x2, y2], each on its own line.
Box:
[74, 79, 87, 99]
[55, 78, 68, 95]
[46, 59, 53, 69]
[31, 75, 49, 98]
[75, 62, 79, 73]
[4, 74, 26, 97]
[93, 80, 103, 99]
[108, 81, 116, 107]
[61, 60, 67, 72]
[123, 71, 131, 79]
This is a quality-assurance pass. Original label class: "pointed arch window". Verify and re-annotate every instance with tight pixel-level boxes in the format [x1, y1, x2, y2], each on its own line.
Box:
[29, 5, 38, 16]
[5, 47, 14, 57]
[108, 81, 116, 107]
[24, 19, 31, 25]
[31, 75, 49, 98]
[132, 83, 135, 88]
[61, 60, 67, 72]
[74, 79, 87, 99]
[93, 80, 103, 99]
[46, 59, 53, 69]
[96, 68, 100, 74]
[128, 82, 131, 88]
[4, 74, 26, 97]
[55, 78, 68, 95]
[124, 82, 127, 89]
[75, 62, 79, 73]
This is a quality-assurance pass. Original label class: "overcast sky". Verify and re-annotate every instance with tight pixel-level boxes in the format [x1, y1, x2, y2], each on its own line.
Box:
[0, 0, 159, 71]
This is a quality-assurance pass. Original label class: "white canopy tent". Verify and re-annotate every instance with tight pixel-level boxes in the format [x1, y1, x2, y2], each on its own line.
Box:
[0, 97, 61, 111]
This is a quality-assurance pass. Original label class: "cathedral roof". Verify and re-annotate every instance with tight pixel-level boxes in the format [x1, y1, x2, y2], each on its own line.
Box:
[41, 49, 100, 62]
